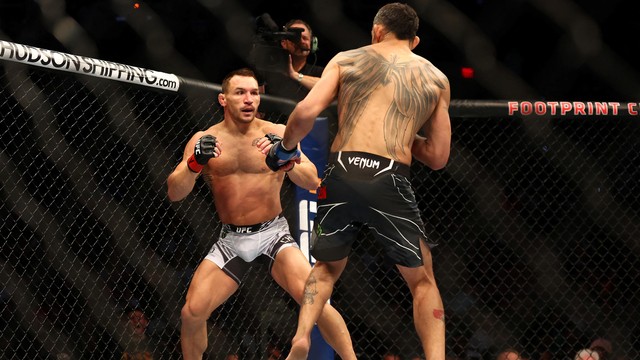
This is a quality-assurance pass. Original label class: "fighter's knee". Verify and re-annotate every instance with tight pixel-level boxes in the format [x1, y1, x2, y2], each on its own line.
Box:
[181, 302, 203, 323]
[180, 304, 193, 322]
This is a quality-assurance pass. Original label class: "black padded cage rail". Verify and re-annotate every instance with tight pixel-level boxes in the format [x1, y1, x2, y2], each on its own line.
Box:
[1, 41, 639, 360]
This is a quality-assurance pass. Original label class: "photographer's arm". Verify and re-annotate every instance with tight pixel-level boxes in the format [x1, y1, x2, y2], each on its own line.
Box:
[287, 55, 321, 90]
[291, 72, 320, 90]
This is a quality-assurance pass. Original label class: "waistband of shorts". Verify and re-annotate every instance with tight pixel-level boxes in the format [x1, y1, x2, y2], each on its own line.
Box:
[329, 151, 410, 177]
[223, 215, 281, 233]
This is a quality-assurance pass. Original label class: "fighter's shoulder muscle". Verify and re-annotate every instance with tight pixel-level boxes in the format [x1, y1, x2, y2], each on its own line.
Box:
[258, 119, 285, 137]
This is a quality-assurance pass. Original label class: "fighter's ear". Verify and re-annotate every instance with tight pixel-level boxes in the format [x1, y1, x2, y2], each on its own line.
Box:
[410, 36, 420, 50]
[372, 24, 384, 43]
[218, 93, 226, 107]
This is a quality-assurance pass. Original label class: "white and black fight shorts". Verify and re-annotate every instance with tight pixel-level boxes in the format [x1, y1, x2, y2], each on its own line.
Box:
[205, 215, 298, 284]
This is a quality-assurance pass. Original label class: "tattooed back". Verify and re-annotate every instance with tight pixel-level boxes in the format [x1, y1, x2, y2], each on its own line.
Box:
[330, 43, 449, 165]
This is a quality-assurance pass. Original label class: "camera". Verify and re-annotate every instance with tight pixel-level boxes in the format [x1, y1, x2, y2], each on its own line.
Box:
[249, 13, 302, 73]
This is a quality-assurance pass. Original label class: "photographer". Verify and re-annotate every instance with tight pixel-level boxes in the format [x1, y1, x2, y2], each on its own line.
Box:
[252, 17, 325, 101]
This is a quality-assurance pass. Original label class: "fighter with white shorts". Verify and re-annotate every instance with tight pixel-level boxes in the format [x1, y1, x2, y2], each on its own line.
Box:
[205, 215, 298, 284]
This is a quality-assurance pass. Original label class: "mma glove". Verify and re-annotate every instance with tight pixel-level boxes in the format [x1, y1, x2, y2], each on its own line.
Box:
[264, 133, 300, 172]
[187, 134, 217, 173]
[264, 133, 282, 144]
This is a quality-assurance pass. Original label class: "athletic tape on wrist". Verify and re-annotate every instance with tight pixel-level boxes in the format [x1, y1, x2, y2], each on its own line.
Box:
[187, 154, 204, 173]
[280, 141, 293, 152]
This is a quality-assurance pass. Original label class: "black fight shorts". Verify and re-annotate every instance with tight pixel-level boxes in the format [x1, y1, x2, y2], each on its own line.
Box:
[311, 151, 435, 267]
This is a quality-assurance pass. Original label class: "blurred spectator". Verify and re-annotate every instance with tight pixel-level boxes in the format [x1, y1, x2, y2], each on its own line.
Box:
[590, 338, 612, 360]
[538, 349, 553, 360]
[574, 348, 600, 360]
[121, 307, 160, 359]
[382, 351, 401, 360]
[225, 353, 240, 360]
[496, 347, 521, 360]
[266, 343, 283, 360]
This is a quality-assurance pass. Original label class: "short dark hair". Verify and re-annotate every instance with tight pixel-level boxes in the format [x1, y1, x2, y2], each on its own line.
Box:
[373, 2, 419, 40]
[284, 19, 313, 37]
[221, 68, 258, 93]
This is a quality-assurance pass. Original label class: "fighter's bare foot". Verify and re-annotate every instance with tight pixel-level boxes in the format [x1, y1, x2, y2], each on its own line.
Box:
[285, 336, 310, 360]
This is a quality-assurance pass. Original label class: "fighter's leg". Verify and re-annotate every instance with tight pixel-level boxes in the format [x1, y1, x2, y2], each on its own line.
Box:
[270, 247, 353, 360]
[181, 260, 239, 360]
[396, 240, 446, 360]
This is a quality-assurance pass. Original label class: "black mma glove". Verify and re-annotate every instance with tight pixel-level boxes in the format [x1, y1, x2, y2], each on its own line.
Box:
[265, 133, 282, 144]
[265, 135, 301, 172]
[264, 133, 293, 172]
[187, 134, 217, 173]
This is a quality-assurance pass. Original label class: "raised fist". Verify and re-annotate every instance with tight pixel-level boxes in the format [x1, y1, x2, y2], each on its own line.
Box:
[265, 140, 300, 172]
[188, 135, 217, 172]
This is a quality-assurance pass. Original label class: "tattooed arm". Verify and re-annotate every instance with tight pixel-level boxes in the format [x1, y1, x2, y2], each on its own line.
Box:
[411, 70, 452, 170]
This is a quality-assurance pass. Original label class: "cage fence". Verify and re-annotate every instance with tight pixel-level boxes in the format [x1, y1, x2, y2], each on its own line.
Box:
[1, 43, 639, 360]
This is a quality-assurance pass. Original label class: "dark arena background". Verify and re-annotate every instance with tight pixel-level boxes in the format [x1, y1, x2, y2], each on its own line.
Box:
[1, 1, 640, 360]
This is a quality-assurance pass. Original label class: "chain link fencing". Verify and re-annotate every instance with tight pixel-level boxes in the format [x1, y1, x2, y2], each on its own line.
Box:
[1, 46, 639, 360]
